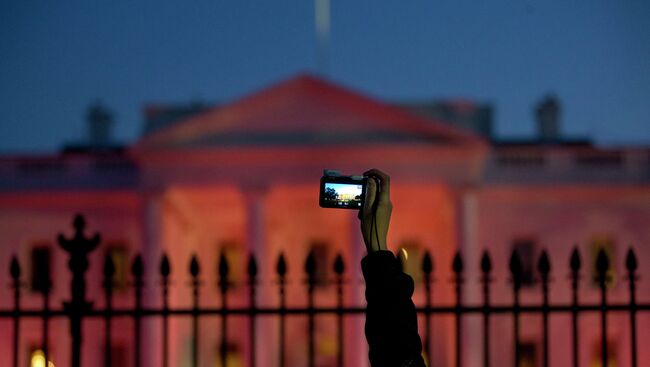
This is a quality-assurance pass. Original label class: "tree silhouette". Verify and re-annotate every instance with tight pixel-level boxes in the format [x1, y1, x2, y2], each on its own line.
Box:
[324, 187, 337, 201]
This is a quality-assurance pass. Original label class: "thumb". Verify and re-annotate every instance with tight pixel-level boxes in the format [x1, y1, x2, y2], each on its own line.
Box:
[359, 177, 377, 220]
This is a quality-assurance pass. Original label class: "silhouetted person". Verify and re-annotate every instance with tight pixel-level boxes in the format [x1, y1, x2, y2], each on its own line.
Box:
[359, 169, 426, 367]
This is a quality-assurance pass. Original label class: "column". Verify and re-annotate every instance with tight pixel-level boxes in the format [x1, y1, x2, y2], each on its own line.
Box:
[141, 190, 164, 367]
[243, 185, 270, 367]
[459, 189, 481, 367]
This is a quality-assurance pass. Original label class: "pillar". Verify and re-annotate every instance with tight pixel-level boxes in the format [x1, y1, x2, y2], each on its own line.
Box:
[459, 189, 481, 367]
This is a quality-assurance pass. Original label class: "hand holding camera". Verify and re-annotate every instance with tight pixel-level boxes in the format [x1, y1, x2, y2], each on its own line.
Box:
[319, 168, 392, 253]
[358, 169, 391, 252]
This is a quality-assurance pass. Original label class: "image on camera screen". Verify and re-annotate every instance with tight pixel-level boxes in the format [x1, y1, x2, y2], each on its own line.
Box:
[323, 183, 363, 208]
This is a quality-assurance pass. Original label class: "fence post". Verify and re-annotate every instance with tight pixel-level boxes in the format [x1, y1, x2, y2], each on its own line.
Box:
[422, 251, 433, 365]
[538, 251, 551, 367]
[132, 254, 144, 367]
[33, 249, 53, 367]
[248, 254, 258, 367]
[10, 256, 21, 367]
[160, 254, 171, 367]
[480, 251, 492, 367]
[569, 247, 581, 367]
[452, 251, 463, 367]
[189, 255, 200, 367]
[509, 250, 523, 367]
[276, 253, 287, 367]
[58, 214, 101, 367]
[305, 250, 317, 367]
[596, 249, 609, 367]
[333, 254, 345, 367]
[625, 248, 638, 367]
[103, 254, 115, 367]
[218, 252, 230, 367]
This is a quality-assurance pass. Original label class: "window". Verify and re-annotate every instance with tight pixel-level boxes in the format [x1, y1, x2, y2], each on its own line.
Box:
[214, 342, 243, 367]
[30, 244, 52, 294]
[93, 159, 135, 172]
[397, 240, 423, 283]
[18, 161, 65, 175]
[512, 238, 537, 287]
[589, 235, 617, 288]
[497, 152, 545, 167]
[517, 341, 537, 367]
[309, 241, 330, 287]
[590, 339, 618, 367]
[318, 335, 338, 359]
[575, 152, 622, 168]
[105, 243, 129, 292]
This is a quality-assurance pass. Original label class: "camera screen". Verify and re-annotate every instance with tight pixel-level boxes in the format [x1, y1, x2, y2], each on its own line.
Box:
[322, 182, 364, 208]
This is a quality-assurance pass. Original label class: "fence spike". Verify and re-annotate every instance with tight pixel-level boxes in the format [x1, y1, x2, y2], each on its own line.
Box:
[509, 249, 523, 285]
[480, 251, 492, 274]
[160, 253, 171, 277]
[305, 249, 316, 277]
[452, 251, 463, 274]
[624, 246, 638, 367]
[276, 253, 287, 277]
[333, 254, 345, 275]
[596, 248, 609, 274]
[33, 251, 52, 294]
[452, 251, 463, 367]
[570, 247, 581, 272]
[247, 254, 258, 279]
[538, 250, 551, 277]
[422, 251, 433, 275]
[219, 252, 229, 278]
[104, 254, 116, 280]
[189, 254, 200, 277]
[131, 254, 144, 278]
[10, 255, 20, 279]
[625, 248, 637, 273]
[219, 252, 229, 293]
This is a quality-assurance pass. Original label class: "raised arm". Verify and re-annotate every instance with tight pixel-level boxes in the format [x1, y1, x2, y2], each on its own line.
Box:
[359, 169, 426, 367]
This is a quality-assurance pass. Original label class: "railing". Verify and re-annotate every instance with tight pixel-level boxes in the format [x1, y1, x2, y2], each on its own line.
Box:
[1, 214, 647, 367]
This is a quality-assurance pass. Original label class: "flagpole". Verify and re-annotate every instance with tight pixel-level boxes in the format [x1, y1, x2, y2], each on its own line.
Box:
[315, 0, 330, 77]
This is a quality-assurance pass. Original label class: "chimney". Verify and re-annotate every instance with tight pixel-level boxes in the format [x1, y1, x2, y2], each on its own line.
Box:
[87, 102, 113, 148]
[535, 95, 561, 142]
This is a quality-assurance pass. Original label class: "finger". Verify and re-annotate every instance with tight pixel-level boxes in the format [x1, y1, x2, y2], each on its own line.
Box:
[361, 177, 377, 218]
[364, 169, 390, 204]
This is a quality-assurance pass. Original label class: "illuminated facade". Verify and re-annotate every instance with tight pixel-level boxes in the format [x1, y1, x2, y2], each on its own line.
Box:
[0, 75, 648, 367]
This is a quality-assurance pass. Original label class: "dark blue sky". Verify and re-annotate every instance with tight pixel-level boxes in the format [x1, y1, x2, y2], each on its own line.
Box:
[1, 1, 649, 153]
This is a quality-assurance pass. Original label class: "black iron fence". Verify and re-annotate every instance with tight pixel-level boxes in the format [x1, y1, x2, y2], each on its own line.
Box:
[1, 214, 648, 367]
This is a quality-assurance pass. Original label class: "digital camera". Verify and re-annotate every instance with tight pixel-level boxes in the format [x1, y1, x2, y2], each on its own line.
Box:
[319, 170, 367, 210]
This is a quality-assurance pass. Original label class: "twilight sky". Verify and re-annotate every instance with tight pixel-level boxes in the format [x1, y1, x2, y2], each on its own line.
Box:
[1, 0, 649, 153]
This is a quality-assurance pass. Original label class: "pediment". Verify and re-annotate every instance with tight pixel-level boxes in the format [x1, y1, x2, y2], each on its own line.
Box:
[136, 75, 484, 150]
